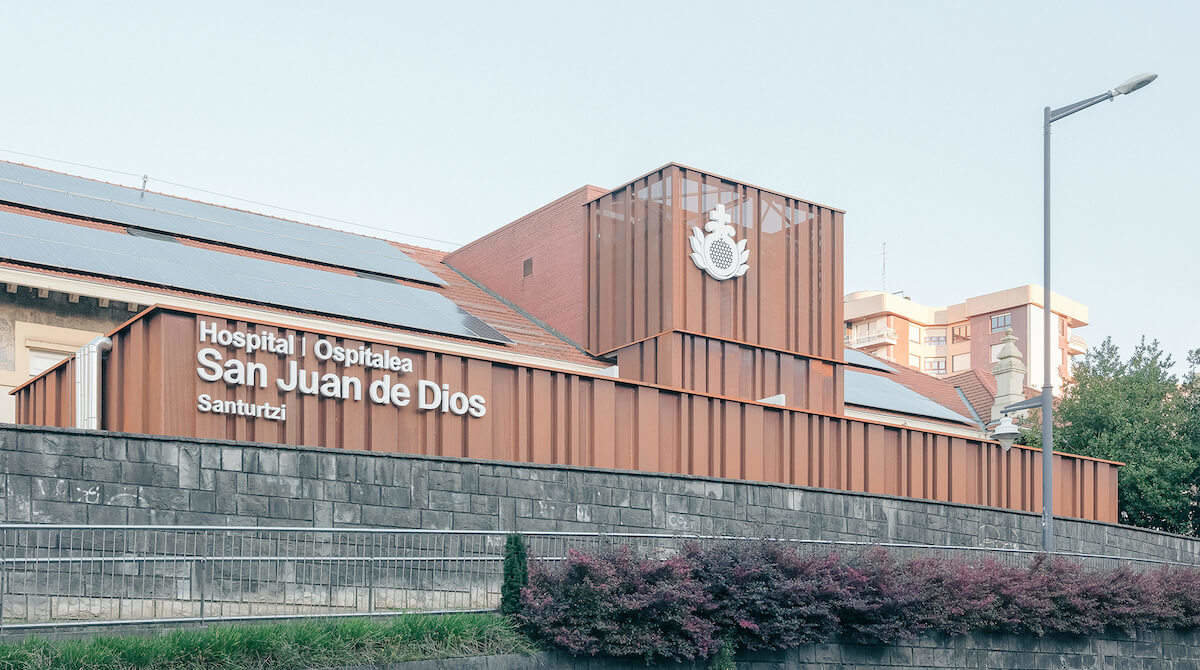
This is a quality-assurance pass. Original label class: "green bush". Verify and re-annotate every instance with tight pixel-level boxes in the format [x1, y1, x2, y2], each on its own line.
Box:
[0, 613, 534, 670]
[501, 533, 529, 616]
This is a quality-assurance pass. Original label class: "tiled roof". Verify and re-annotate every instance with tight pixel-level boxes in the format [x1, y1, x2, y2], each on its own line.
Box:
[946, 369, 997, 423]
[852, 352, 981, 425]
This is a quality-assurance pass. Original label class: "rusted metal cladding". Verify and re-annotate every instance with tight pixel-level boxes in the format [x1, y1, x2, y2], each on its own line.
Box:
[14, 357, 74, 428]
[12, 307, 1117, 524]
[614, 332, 844, 414]
[586, 165, 844, 360]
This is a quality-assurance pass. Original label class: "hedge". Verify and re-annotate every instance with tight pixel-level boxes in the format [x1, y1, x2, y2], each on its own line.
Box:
[517, 542, 1200, 664]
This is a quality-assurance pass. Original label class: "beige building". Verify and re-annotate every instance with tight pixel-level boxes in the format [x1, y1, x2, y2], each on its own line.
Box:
[843, 285, 1088, 395]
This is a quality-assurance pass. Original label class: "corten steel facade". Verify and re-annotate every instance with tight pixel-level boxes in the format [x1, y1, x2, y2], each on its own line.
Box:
[14, 306, 1119, 523]
[6, 161, 1120, 523]
[582, 166, 845, 418]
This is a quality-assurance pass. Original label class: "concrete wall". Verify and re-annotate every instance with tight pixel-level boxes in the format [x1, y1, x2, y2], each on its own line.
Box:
[0, 288, 131, 422]
[1, 424, 1199, 563]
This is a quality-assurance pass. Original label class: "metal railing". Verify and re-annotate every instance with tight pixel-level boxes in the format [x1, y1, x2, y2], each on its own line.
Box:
[844, 328, 897, 349]
[1, 525, 1194, 630]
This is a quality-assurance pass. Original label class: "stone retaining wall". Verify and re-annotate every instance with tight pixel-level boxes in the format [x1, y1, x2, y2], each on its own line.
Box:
[320, 628, 1200, 669]
[2, 424, 1199, 563]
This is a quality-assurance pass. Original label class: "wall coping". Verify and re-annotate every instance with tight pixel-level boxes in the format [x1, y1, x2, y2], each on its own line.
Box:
[3, 422, 1195, 549]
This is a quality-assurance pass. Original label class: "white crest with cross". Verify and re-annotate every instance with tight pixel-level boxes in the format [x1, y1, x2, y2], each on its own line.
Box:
[688, 203, 750, 280]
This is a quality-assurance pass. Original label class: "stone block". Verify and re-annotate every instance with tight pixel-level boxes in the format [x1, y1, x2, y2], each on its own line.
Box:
[220, 447, 242, 471]
[421, 509, 452, 530]
[145, 441, 179, 466]
[121, 462, 177, 488]
[31, 500, 87, 523]
[200, 445, 221, 469]
[178, 446, 200, 489]
[102, 485, 141, 507]
[350, 483, 381, 506]
[236, 494, 270, 517]
[325, 481, 350, 501]
[31, 477, 71, 501]
[277, 451, 299, 477]
[138, 486, 191, 511]
[103, 439, 128, 462]
[619, 507, 652, 527]
[333, 502, 361, 524]
[40, 431, 101, 458]
[354, 457, 375, 484]
[430, 490, 471, 512]
[298, 452, 321, 478]
[8, 452, 82, 478]
[288, 499, 313, 521]
[360, 505, 419, 527]
[471, 494, 498, 515]
[190, 491, 217, 513]
[81, 458, 122, 482]
[314, 501, 332, 527]
[429, 469, 462, 491]
[335, 455, 355, 481]
[380, 486, 412, 507]
[87, 504, 129, 525]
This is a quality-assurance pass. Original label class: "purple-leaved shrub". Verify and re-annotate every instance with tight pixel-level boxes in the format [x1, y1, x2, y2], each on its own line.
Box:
[517, 546, 718, 664]
[517, 542, 1200, 664]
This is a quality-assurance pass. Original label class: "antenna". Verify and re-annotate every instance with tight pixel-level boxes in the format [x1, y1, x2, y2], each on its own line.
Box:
[140, 174, 148, 199]
[880, 242, 887, 291]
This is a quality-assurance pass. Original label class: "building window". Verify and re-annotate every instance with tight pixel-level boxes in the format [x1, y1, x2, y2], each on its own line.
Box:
[909, 324, 920, 343]
[952, 353, 971, 372]
[952, 324, 970, 343]
[522, 258, 534, 277]
[924, 357, 946, 374]
[925, 328, 946, 346]
[909, 354, 920, 368]
[991, 313, 1012, 333]
[28, 349, 69, 377]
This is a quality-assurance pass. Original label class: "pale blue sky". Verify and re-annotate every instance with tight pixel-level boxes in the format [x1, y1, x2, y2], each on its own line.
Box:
[1, 2, 1196, 365]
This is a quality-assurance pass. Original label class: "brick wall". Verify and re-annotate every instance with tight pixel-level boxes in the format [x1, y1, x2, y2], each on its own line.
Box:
[2, 424, 1199, 563]
[444, 185, 607, 346]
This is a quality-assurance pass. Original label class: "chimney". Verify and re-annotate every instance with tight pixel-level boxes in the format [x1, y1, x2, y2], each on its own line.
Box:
[989, 329, 1026, 423]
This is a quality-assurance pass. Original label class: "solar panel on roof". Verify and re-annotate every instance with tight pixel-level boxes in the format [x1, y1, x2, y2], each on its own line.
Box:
[844, 348, 895, 373]
[0, 161, 445, 286]
[844, 370, 974, 425]
[0, 212, 510, 344]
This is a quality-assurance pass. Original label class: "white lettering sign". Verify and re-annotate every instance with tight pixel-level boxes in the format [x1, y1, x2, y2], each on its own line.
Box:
[194, 321, 487, 421]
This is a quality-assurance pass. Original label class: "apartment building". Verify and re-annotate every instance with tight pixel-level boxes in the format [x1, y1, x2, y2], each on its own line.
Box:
[843, 286, 1088, 394]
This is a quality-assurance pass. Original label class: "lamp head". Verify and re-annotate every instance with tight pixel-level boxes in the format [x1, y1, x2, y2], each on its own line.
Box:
[991, 414, 1020, 452]
[1112, 73, 1158, 97]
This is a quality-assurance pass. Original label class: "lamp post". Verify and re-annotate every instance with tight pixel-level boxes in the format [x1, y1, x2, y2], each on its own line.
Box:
[1039, 72, 1156, 552]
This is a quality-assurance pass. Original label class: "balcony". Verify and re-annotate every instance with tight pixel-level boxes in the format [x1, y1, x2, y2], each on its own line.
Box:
[845, 328, 898, 349]
[1068, 334, 1088, 355]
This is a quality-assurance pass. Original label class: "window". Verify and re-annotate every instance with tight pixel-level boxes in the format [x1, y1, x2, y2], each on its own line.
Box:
[909, 324, 920, 343]
[924, 357, 946, 374]
[925, 328, 946, 346]
[522, 258, 534, 277]
[953, 353, 971, 372]
[991, 313, 1012, 333]
[28, 349, 68, 377]
[952, 324, 970, 343]
[909, 354, 921, 368]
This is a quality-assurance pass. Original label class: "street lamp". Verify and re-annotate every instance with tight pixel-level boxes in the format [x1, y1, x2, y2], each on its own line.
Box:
[1039, 72, 1156, 552]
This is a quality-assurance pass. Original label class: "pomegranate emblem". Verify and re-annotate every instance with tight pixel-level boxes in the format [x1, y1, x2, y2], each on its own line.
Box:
[688, 203, 749, 280]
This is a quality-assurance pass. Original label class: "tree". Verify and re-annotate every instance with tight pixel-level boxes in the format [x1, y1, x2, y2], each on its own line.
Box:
[501, 533, 528, 616]
[1020, 337, 1200, 535]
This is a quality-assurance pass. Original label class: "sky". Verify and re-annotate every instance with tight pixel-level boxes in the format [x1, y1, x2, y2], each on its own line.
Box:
[1, 2, 1196, 368]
